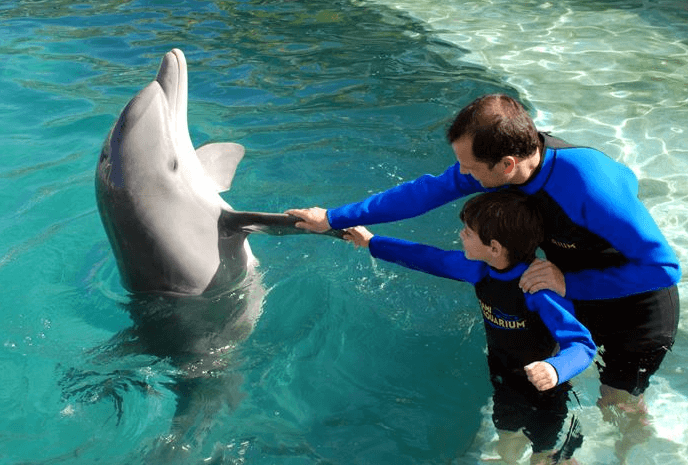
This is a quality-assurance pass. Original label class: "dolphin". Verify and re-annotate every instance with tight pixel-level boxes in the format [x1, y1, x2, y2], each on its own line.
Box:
[87, 49, 341, 457]
[96, 48, 341, 297]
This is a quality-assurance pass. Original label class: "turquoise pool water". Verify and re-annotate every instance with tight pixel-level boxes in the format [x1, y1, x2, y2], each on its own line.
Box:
[1, 0, 686, 463]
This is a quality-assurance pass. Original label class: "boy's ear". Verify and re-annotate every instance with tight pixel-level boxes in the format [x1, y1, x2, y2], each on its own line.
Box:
[489, 239, 503, 256]
[489, 239, 510, 267]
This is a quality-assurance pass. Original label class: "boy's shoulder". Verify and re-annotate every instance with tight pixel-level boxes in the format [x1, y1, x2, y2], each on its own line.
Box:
[486, 262, 529, 282]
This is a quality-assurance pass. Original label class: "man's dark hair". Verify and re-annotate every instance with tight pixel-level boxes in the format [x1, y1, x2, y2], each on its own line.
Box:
[447, 94, 540, 168]
[460, 190, 543, 265]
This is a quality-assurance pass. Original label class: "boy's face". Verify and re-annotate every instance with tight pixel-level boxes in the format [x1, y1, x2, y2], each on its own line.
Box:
[459, 225, 493, 262]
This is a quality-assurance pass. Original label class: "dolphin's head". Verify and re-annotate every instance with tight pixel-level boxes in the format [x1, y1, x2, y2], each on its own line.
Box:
[96, 49, 239, 295]
[99, 49, 191, 191]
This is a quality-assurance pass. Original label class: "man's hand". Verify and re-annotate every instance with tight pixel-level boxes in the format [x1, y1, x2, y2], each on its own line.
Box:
[524, 361, 558, 391]
[519, 258, 566, 297]
[343, 226, 373, 248]
[285, 207, 332, 233]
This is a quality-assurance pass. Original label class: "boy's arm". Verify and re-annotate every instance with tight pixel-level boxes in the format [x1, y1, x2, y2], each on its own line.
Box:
[343, 226, 374, 248]
[524, 291, 596, 387]
[367, 235, 487, 285]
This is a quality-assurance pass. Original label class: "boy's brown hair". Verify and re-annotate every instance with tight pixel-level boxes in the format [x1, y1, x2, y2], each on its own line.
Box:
[460, 190, 543, 265]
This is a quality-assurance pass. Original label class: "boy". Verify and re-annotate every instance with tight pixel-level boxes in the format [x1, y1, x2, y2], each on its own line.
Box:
[344, 190, 596, 465]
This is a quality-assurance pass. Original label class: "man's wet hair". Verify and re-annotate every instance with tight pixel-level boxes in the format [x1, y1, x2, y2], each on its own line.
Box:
[460, 190, 543, 265]
[447, 94, 540, 168]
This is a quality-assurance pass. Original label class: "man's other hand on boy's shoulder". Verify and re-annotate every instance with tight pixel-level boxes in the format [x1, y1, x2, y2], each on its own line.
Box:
[520, 258, 566, 297]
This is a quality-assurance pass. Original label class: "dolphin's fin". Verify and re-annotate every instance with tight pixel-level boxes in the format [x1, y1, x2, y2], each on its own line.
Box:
[219, 210, 346, 240]
[195, 142, 245, 192]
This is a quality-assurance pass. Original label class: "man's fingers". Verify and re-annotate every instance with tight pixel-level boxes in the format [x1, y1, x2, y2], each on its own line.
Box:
[521, 281, 545, 294]
[285, 208, 309, 221]
[519, 274, 541, 292]
[284, 207, 331, 233]
[519, 261, 566, 296]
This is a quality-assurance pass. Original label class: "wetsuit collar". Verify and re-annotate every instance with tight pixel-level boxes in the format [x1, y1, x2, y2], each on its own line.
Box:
[514, 133, 554, 195]
[487, 261, 529, 281]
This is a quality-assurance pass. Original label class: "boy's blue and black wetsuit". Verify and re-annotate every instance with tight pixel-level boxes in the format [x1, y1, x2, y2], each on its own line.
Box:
[327, 133, 681, 395]
[368, 236, 596, 453]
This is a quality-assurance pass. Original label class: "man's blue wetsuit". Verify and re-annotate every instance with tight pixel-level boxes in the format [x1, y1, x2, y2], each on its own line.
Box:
[369, 235, 596, 452]
[328, 133, 681, 394]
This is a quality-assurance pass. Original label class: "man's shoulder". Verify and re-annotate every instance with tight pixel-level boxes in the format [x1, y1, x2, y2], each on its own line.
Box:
[547, 140, 627, 182]
[541, 132, 575, 149]
[541, 132, 605, 157]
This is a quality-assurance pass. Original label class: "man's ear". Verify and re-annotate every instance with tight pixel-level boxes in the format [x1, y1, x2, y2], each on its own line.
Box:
[503, 156, 517, 174]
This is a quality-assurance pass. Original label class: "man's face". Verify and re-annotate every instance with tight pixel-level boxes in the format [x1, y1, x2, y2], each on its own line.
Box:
[452, 135, 508, 188]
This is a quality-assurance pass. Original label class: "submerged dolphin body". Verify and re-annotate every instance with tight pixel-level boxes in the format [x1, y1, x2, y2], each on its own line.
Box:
[96, 48, 338, 296]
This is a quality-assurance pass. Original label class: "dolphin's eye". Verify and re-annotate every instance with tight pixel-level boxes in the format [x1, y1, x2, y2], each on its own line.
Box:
[170, 159, 179, 171]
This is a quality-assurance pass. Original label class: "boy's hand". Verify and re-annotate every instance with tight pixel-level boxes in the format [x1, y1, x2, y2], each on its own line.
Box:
[344, 226, 373, 248]
[285, 207, 331, 233]
[524, 361, 558, 391]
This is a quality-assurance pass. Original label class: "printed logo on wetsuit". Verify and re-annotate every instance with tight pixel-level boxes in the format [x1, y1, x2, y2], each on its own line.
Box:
[550, 238, 577, 249]
[479, 300, 526, 330]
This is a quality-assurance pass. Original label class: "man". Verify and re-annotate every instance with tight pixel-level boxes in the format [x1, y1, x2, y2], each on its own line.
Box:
[287, 94, 681, 460]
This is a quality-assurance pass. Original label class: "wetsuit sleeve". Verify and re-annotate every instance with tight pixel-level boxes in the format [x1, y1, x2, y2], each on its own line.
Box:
[327, 163, 486, 229]
[552, 152, 681, 300]
[368, 236, 488, 285]
[525, 291, 596, 385]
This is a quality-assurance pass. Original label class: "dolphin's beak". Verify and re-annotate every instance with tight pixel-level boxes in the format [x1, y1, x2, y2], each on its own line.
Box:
[155, 48, 188, 134]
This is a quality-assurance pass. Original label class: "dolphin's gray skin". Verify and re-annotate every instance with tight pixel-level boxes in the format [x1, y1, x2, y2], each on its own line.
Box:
[96, 48, 341, 297]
